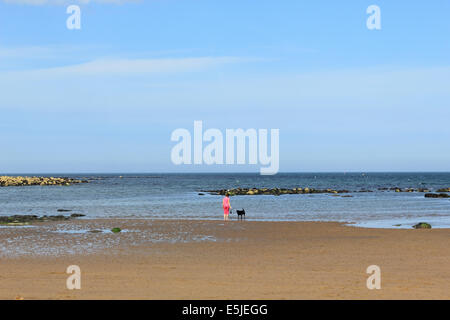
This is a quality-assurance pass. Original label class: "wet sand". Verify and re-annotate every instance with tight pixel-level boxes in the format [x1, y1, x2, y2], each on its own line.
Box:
[1, 219, 449, 299]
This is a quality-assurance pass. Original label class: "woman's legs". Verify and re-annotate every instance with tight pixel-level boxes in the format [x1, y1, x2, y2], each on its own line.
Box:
[223, 207, 229, 220]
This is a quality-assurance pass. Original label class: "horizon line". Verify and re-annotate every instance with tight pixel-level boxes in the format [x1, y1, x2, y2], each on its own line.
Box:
[1, 171, 450, 175]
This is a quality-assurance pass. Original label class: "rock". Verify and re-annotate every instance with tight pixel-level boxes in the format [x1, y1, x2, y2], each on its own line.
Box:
[198, 193, 205, 196]
[412, 222, 432, 229]
[70, 214, 86, 218]
[57, 209, 72, 212]
[425, 193, 450, 198]
[437, 188, 450, 192]
[111, 227, 122, 233]
[272, 188, 281, 195]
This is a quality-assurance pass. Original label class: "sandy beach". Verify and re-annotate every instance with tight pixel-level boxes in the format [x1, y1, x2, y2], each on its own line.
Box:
[1, 219, 449, 300]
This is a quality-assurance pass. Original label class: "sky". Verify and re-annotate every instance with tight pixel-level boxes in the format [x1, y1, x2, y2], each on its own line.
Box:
[0, 0, 449, 173]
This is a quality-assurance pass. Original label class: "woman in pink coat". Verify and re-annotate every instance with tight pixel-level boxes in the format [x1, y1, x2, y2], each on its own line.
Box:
[222, 193, 231, 221]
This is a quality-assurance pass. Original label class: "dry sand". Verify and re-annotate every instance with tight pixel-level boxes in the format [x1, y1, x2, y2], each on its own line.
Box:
[1, 219, 449, 299]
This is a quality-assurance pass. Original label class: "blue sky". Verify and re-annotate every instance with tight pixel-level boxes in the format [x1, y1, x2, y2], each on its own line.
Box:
[0, 0, 449, 173]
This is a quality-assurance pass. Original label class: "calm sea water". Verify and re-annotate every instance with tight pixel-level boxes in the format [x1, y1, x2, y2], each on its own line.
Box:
[0, 173, 449, 229]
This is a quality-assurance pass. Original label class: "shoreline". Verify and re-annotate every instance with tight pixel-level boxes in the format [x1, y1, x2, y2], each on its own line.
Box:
[1, 219, 450, 299]
[2, 215, 448, 230]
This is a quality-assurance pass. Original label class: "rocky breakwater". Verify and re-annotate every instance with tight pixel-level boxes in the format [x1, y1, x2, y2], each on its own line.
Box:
[204, 187, 350, 196]
[0, 176, 88, 187]
[205, 186, 450, 197]
[378, 187, 431, 193]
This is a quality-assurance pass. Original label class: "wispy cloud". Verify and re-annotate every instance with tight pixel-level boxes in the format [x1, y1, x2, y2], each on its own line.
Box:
[3, 56, 247, 76]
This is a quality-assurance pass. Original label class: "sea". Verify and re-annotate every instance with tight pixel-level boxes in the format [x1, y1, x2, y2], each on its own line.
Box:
[1, 172, 449, 229]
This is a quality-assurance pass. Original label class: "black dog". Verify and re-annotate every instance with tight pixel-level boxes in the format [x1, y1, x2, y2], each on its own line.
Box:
[235, 209, 246, 220]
